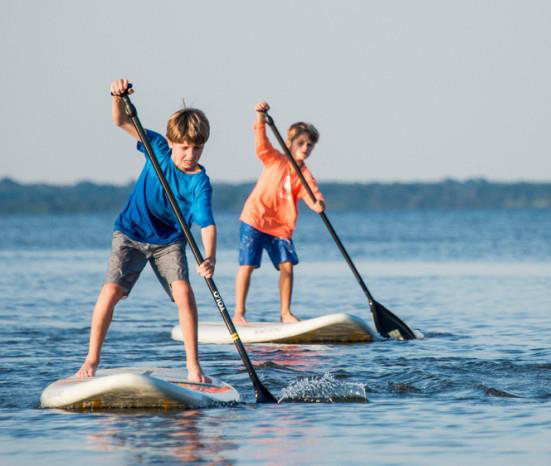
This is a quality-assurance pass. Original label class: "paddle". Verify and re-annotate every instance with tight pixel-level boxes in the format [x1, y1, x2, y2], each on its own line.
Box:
[119, 89, 277, 403]
[261, 110, 416, 340]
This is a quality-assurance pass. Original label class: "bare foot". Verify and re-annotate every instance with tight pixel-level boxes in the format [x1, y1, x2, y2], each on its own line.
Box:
[280, 312, 299, 323]
[233, 313, 248, 325]
[75, 360, 97, 378]
[187, 367, 212, 384]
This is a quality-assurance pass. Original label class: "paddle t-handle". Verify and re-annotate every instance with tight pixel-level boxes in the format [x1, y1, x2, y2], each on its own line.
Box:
[261, 109, 416, 340]
[118, 91, 277, 403]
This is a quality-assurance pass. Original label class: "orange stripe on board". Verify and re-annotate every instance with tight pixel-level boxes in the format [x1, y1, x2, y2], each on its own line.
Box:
[175, 383, 232, 394]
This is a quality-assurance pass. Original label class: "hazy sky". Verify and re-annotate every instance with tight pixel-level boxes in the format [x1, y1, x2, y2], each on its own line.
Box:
[2, 0, 550, 185]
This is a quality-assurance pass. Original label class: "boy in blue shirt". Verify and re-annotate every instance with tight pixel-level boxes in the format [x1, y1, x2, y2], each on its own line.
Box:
[76, 79, 215, 383]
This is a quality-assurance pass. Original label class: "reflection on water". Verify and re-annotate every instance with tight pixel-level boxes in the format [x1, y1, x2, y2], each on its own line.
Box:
[82, 410, 238, 464]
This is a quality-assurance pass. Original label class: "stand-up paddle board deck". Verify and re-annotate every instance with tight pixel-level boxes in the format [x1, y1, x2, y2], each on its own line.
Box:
[172, 313, 380, 344]
[40, 367, 240, 410]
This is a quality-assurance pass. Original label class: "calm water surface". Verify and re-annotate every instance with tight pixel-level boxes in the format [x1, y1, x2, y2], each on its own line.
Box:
[1, 210, 550, 465]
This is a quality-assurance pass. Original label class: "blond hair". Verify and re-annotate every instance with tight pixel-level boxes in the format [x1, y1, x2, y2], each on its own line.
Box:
[166, 108, 210, 144]
[287, 122, 319, 144]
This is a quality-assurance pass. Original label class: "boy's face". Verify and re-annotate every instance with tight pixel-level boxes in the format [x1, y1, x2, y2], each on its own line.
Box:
[286, 134, 315, 166]
[169, 140, 204, 173]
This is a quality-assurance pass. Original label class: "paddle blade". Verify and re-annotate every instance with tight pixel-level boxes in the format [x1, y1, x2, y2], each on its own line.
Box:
[256, 383, 278, 404]
[371, 299, 416, 340]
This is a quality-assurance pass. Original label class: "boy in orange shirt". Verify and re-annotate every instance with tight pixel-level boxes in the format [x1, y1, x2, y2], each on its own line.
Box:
[233, 101, 325, 324]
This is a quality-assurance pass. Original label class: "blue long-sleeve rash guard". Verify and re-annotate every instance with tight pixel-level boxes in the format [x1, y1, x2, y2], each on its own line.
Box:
[114, 130, 215, 244]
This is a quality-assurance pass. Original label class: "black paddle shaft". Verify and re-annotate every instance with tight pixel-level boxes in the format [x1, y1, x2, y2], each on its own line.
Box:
[262, 111, 416, 340]
[120, 93, 277, 403]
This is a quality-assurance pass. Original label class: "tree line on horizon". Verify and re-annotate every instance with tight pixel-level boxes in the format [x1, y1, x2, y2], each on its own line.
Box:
[1, 177, 550, 214]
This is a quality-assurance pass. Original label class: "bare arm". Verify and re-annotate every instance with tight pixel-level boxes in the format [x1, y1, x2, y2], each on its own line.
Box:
[110, 79, 139, 139]
[301, 171, 326, 213]
[197, 224, 217, 278]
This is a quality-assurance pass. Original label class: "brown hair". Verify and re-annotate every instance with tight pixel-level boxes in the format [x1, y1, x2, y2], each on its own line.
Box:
[166, 108, 210, 144]
[287, 122, 319, 144]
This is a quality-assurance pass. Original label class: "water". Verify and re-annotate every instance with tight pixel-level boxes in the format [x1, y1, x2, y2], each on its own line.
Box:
[1, 209, 550, 465]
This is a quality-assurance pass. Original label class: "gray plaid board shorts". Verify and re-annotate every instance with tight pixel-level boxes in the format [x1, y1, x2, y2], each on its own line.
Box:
[106, 231, 189, 301]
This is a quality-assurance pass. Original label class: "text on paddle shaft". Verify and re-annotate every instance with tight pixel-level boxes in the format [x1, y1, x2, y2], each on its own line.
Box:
[213, 291, 226, 312]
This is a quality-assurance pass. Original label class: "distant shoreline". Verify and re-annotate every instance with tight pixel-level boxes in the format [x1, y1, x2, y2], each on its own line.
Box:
[1, 177, 550, 213]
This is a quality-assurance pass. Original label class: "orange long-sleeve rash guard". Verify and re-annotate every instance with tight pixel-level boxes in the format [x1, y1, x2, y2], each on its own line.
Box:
[239, 121, 324, 239]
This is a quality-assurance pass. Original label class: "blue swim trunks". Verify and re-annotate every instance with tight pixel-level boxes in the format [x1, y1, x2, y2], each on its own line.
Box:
[239, 222, 299, 270]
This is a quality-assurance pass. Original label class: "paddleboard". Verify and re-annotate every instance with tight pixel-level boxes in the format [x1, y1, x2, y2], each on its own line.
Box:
[172, 313, 379, 344]
[40, 367, 240, 410]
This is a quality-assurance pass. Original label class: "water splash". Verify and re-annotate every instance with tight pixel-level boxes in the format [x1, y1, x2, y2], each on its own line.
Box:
[278, 372, 368, 403]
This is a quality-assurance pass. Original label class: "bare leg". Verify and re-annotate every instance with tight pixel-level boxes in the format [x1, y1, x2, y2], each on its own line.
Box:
[279, 262, 299, 323]
[234, 265, 255, 324]
[76, 283, 125, 377]
[172, 280, 210, 383]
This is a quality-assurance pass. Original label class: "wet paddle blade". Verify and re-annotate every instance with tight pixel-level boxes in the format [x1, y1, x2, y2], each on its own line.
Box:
[256, 383, 278, 404]
[371, 299, 416, 340]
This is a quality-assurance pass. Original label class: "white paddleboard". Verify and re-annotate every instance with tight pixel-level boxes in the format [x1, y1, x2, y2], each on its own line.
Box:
[172, 313, 379, 344]
[40, 367, 240, 410]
